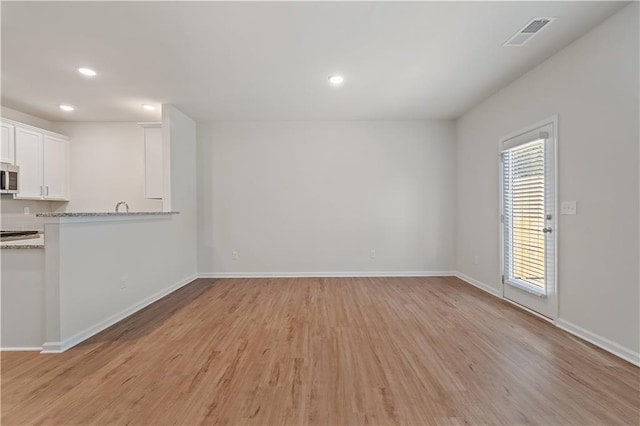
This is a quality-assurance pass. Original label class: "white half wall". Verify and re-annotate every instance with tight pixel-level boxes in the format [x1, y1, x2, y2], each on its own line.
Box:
[52, 122, 163, 213]
[198, 120, 456, 275]
[45, 215, 196, 348]
[455, 4, 639, 359]
[42, 105, 198, 350]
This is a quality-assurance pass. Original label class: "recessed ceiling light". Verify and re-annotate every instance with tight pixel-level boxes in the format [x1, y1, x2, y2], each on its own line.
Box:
[59, 105, 75, 112]
[142, 104, 156, 111]
[328, 74, 344, 85]
[77, 67, 97, 77]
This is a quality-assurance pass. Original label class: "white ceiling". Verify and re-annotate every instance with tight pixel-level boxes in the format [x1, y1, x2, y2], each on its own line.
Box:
[1, 1, 628, 122]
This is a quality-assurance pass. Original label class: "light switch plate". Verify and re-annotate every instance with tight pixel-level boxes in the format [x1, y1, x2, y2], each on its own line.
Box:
[561, 201, 577, 215]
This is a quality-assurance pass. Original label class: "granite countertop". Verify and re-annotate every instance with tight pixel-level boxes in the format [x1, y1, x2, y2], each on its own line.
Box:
[1, 232, 45, 249]
[36, 211, 179, 217]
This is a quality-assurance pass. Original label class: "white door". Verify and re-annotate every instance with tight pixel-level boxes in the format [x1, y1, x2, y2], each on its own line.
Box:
[1, 122, 15, 164]
[14, 127, 44, 199]
[43, 135, 69, 200]
[500, 118, 557, 319]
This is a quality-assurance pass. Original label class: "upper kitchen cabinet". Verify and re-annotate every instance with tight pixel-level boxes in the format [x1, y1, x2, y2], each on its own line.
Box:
[12, 121, 70, 201]
[140, 123, 163, 199]
[14, 127, 43, 199]
[43, 135, 69, 200]
[1, 122, 15, 164]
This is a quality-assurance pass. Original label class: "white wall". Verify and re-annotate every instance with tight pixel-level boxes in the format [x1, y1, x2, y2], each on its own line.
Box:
[1, 249, 45, 348]
[198, 120, 456, 275]
[50, 215, 193, 345]
[455, 4, 639, 359]
[0, 198, 53, 231]
[42, 105, 198, 350]
[52, 122, 163, 212]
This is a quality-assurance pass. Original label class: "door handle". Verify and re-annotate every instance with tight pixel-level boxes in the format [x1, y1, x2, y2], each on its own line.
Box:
[46, 186, 49, 196]
[542, 227, 553, 234]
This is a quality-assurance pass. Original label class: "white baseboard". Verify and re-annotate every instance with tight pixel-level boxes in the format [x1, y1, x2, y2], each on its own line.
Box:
[41, 274, 198, 354]
[1, 346, 42, 352]
[454, 271, 639, 367]
[556, 319, 640, 367]
[41, 342, 63, 354]
[199, 271, 456, 279]
[454, 272, 501, 297]
[35, 270, 639, 368]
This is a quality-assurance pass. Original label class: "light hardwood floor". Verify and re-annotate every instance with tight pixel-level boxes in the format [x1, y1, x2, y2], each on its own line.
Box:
[2, 277, 639, 425]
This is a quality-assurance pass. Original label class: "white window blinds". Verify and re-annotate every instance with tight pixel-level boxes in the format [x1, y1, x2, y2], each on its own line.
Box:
[502, 139, 547, 293]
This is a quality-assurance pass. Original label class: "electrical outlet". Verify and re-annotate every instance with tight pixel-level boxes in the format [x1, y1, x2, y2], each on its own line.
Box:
[370, 250, 376, 259]
[23, 207, 30, 215]
[120, 276, 128, 290]
[474, 255, 479, 265]
[561, 201, 577, 215]
[232, 251, 239, 260]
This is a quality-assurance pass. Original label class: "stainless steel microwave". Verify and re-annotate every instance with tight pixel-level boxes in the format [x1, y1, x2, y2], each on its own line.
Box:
[0, 164, 19, 194]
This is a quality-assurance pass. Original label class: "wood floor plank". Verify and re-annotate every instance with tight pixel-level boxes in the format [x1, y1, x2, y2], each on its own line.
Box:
[2, 277, 638, 425]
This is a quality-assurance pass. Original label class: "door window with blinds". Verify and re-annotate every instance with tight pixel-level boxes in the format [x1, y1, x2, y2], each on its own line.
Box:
[501, 124, 555, 300]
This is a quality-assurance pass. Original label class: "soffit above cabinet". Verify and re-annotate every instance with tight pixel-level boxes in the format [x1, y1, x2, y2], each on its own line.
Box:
[0, 117, 70, 141]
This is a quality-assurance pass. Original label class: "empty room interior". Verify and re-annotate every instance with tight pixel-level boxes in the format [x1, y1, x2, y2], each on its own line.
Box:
[1, 1, 639, 425]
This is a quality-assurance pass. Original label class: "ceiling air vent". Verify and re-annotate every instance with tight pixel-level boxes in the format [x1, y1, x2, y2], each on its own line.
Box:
[504, 17, 555, 47]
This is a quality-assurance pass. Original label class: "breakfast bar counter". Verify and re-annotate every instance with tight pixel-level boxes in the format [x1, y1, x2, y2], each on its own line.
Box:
[36, 211, 179, 217]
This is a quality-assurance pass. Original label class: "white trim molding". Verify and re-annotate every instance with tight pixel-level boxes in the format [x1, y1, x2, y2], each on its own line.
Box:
[41, 274, 198, 354]
[199, 271, 456, 279]
[454, 271, 640, 367]
[41, 342, 63, 354]
[454, 272, 501, 297]
[556, 319, 640, 367]
[1, 346, 43, 352]
[35, 270, 639, 368]
[0, 116, 70, 140]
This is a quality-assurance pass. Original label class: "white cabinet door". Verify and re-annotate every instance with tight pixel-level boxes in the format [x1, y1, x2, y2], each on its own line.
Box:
[43, 135, 69, 200]
[144, 127, 163, 199]
[1, 122, 15, 164]
[15, 127, 44, 199]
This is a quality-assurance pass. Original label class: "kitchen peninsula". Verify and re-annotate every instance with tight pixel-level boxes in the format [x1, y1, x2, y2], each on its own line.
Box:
[1, 105, 197, 353]
[1, 210, 181, 351]
[37, 211, 179, 217]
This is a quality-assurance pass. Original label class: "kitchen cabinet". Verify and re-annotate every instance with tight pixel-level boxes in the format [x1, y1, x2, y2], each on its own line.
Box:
[15, 127, 43, 199]
[14, 124, 69, 201]
[1, 122, 15, 164]
[142, 124, 162, 199]
[43, 135, 69, 200]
